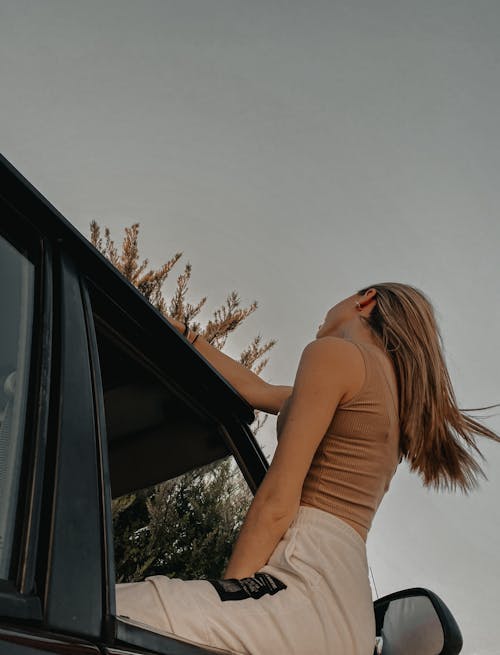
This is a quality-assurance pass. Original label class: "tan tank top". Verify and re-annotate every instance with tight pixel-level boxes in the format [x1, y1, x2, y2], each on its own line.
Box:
[276, 339, 401, 543]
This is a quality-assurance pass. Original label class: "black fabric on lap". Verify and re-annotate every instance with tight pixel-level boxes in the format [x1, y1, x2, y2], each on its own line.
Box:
[207, 572, 287, 602]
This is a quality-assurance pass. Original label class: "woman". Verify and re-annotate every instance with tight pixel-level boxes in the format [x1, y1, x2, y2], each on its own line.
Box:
[116, 282, 500, 655]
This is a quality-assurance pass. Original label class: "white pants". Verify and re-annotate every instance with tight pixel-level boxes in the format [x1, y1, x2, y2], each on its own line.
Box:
[116, 505, 377, 655]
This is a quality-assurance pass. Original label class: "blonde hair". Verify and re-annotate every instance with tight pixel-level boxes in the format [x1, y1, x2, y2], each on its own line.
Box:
[357, 282, 500, 493]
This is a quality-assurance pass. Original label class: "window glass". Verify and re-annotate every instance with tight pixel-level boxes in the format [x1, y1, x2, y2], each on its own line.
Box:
[0, 234, 35, 579]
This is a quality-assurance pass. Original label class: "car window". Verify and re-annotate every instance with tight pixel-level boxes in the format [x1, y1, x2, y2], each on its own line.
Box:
[87, 292, 253, 586]
[0, 234, 35, 580]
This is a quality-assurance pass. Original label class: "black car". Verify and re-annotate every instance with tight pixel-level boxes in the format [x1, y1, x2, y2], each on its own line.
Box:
[0, 153, 463, 655]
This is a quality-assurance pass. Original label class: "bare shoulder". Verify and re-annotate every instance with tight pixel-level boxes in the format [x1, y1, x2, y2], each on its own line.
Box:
[301, 336, 363, 361]
[250, 338, 363, 415]
[299, 337, 365, 402]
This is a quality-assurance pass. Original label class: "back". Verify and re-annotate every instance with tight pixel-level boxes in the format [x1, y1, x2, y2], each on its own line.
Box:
[276, 339, 401, 542]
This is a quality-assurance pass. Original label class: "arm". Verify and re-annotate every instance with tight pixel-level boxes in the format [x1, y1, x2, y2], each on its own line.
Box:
[166, 315, 292, 413]
[222, 336, 354, 579]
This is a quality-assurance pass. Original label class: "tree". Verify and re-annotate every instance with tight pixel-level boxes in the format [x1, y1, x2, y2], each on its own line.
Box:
[112, 459, 253, 582]
[90, 221, 276, 581]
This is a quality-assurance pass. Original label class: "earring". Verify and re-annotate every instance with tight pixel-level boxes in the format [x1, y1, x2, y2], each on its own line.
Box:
[355, 301, 362, 310]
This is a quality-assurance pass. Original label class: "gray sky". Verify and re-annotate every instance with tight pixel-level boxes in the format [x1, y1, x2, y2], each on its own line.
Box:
[2, 1, 499, 652]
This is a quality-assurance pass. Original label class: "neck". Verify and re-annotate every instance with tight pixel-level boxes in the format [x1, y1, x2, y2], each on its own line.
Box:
[325, 318, 380, 348]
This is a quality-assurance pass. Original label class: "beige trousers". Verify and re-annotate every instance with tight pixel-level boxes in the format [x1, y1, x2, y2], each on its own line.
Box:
[116, 505, 377, 655]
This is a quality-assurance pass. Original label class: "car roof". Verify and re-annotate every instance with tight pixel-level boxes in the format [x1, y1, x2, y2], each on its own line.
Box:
[0, 153, 255, 434]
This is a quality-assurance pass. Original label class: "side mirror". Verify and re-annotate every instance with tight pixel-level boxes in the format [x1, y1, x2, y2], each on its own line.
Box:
[373, 587, 463, 655]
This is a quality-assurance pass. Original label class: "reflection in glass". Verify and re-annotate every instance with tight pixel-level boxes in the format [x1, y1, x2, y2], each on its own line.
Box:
[381, 595, 445, 655]
[0, 235, 34, 579]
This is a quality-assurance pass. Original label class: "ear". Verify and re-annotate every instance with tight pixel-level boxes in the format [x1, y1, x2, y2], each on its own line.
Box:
[363, 287, 377, 302]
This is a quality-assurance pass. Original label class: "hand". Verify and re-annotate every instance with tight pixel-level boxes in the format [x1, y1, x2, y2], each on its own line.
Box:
[166, 315, 185, 332]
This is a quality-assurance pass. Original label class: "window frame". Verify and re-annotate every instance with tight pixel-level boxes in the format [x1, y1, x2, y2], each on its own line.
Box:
[80, 280, 117, 633]
[39, 251, 104, 638]
[84, 276, 267, 496]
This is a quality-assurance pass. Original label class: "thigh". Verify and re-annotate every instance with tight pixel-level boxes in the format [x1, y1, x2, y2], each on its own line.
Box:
[148, 574, 328, 655]
[116, 574, 311, 654]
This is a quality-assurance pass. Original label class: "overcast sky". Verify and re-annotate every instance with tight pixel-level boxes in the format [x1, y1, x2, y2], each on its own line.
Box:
[2, 1, 499, 652]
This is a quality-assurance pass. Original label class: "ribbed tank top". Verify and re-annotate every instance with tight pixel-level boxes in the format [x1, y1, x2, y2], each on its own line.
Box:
[276, 339, 401, 543]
